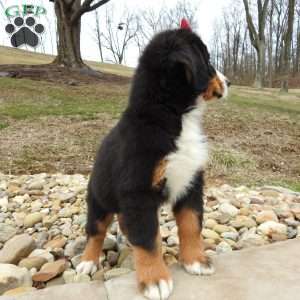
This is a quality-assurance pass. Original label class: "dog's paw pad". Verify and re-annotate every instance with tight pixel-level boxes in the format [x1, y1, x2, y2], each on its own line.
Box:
[76, 261, 97, 275]
[143, 279, 173, 300]
[184, 261, 215, 276]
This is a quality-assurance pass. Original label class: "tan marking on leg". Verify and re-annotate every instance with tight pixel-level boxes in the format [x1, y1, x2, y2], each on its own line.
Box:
[152, 159, 168, 189]
[175, 208, 208, 265]
[133, 234, 170, 289]
[203, 75, 224, 101]
[81, 214, 113, 263]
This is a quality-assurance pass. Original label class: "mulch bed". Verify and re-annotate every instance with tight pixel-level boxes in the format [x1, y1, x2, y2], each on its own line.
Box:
[0, 64, 131, 86]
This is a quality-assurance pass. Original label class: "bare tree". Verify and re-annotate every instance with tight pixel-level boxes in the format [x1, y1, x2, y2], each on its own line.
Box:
[135, 0, 198, 54]
[243, 0, 270, 88]
[49, 0, 111, 69]
[273, 0, 288, 73]
[295, 3, 300, 74]
[267, 0, 275, 87]
[101, 8, 138, 64]
[280, 0, 295, 92]
[134, 8, 168, 54]
[210, 0, 299, 87]
[94, 10, 104, 62]
[164, 0, 198, 30]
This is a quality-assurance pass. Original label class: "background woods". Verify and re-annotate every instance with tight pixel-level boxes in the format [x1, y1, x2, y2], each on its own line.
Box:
[211, 0, 299, 89]
[0, 0, 299, 89]
[0, 0, 299, 191]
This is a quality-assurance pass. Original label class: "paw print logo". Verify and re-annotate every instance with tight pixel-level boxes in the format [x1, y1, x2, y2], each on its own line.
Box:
[5, 17, 45, 48]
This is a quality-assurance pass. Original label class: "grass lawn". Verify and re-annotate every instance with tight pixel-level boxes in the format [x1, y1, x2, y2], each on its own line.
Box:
[0, 47, 299, 190]
[0, 46, 134, 77]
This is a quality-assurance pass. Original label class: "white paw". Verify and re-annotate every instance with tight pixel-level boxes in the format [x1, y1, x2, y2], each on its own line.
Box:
[143, 279, 173, 300]
[76, 261, 98, 275]
[184, 261, 215, 276]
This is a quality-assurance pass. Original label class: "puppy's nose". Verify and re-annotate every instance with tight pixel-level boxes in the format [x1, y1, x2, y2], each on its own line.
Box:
[226, 79, 231, 87]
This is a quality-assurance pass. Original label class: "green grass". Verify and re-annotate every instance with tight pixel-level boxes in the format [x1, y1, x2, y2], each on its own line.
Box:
[0, 78, 128, 120]
[0, 122, 9, 130]
[210, 148, 255, 170]
[229, 93, 300, 116]
[0, 47, 300, 190]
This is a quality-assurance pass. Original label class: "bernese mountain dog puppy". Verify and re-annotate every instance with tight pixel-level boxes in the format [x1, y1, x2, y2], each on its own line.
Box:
[77, 19, 230, 300]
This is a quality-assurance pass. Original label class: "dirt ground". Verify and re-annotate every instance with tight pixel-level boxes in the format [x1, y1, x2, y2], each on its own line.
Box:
[0, 64, 131, 85]
[0, 73, 299, 190]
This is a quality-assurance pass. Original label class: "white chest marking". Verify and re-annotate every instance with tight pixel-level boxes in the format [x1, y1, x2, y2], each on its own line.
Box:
[165, 105, 208, 203]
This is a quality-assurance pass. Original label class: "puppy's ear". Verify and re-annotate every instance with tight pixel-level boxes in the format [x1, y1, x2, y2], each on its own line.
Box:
[169, 50, 196, 84]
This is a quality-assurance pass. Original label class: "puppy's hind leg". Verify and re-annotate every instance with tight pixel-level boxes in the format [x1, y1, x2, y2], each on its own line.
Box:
[76, 192, 113, 275]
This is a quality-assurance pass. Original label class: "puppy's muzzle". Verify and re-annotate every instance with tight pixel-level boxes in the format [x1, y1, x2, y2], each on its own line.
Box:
[203, 71, 230, 101]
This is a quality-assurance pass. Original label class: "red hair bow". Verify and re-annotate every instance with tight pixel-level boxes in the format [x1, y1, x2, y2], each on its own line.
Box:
[180, 18, 191, 30]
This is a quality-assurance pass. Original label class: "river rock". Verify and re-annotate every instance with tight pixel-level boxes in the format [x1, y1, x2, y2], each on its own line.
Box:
[0, 264, 32, 295]
[291, 204, 300, 220]
[271, 232, 288, 241]
[216, 241, 232, 254]
[221, 231, 239, 241]
[43, 215, 58, 228]
[0, 224, 17, 243]
[237, 232, 267, 249]
[0, 194, 8, 210]
[213, 224, 231, 234]
[256, 210, 278, 224]
[24, 213, 43, 228]
[29, 249, 54, 262]
[63, 269, 90, 284]
[32, 259, 67, 282]
[202, 229, 220, 241]
[257, 221, 287, 236]
[44, 236, 67, 250]
[0, 234, 35, 264]
[103, 234, 117, 251]
[64, 236, 87, 258]
[18, 256, 47, 270]
[204, 219, 218, 229]
[219, 203, 239, 218]
[34, 232, 49, 249]
[230, 216, 257, 229]
[28, 179, 45, 190]
[107, 250, 119, 266]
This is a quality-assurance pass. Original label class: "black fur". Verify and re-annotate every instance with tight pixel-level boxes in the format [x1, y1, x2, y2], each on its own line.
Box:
[86, 29, 216, 251]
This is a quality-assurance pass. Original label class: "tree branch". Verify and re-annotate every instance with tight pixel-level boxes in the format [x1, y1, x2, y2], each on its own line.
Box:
[71, 0, 111, 23]
[243, 0, 259, 49]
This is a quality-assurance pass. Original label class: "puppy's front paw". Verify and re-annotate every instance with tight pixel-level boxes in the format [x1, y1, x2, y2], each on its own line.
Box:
[183, 258, 215, 276]
[76, 261, 98, 275]
[143, 279, 173, 300]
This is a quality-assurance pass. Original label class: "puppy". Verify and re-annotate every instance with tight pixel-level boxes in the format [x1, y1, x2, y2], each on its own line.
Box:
[77, 19, 230, 300]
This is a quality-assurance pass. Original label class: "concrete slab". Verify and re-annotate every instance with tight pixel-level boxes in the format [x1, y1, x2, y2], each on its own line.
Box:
[105, 239, 300, 300]
[2, 239, 300, 300]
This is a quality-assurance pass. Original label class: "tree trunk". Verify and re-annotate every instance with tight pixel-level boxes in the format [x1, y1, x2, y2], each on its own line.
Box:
[254, 41, 265, 88]
[280, 0, 295, 93]
[95, 11, 104, 62]
[268, 2, 274, 88]
[52, 0, 88, 69]
[242, 0, 269, 88]
[295, 19, 300, 74]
